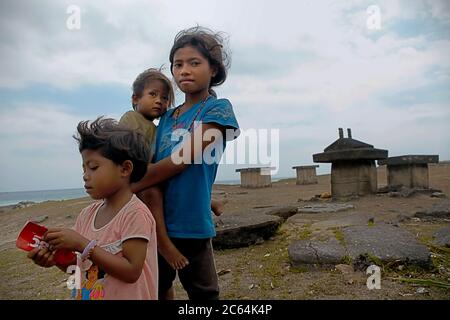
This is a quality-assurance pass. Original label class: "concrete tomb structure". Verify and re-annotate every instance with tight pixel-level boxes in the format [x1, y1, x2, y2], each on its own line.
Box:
[292, 165, 319, 185]
[378, 155, 439, 189]
[235, 167, 272, 188]
[313, 128, 388, 198]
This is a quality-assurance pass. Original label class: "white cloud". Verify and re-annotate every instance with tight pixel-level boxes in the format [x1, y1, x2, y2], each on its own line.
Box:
[0, 104, 120, 191]
[0, 0, 449, 188]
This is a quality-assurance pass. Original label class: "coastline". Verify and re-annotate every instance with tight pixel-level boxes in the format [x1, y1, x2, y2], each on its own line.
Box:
[0, 187, 89, 209]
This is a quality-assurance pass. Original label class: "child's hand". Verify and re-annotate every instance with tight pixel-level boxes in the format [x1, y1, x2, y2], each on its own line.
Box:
[27, 247, 56, 268]
[45, 228, 89, 253]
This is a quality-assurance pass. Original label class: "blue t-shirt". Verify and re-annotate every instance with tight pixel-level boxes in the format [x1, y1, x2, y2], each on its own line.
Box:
[154, 96, 239, 238]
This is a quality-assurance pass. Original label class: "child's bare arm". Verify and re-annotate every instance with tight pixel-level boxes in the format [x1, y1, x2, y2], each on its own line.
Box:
[132, 122, 225, 193]
[87, 238, 147, 284]
[45, 228, 147, 283]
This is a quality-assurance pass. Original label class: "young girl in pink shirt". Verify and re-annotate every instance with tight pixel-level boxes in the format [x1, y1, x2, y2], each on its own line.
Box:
[27, 117, 158, 300]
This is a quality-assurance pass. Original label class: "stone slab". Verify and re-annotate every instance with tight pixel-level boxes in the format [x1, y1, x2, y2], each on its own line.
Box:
[298, 203, 355, 214]
[292, 165, 320, 169]
[433, 227, 450, 247]
[378, 155, 439, 166]
[213, 213, 284, 249]
[343, 225, 431, 268]
[415, 200, 450, 220]
[289, 224, 431, 268]
[313, 148, 388, 162]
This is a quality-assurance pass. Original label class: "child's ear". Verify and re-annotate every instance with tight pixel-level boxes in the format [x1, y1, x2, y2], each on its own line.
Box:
[120, 160, 134, 178]
[211, 66, 218, 78]
[131, 95, 139, 108]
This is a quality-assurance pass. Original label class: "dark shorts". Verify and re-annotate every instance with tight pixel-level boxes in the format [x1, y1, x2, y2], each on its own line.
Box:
[158, 238, 219, 300]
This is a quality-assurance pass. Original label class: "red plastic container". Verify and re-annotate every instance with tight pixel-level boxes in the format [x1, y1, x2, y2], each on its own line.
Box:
[17, 221, 76, 265]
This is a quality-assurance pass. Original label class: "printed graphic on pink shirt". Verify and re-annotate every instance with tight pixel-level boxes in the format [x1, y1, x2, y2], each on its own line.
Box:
[71, 262, 105, 300]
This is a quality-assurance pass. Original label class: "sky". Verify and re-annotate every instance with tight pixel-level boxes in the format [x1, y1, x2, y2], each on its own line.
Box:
[0, 0, 449, 192]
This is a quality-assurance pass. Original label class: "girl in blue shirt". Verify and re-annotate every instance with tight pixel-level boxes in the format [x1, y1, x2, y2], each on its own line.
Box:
[132, 26, 239, 300]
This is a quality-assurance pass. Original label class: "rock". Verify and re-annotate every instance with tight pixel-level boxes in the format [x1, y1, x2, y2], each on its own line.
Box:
[388, 187, 416, 198]
[255, 238, 264, 245]
[431, 192, 447, 198]
[433, 227, 450, 247]
[289, 224, 431, 269]
[415, 200, 450, 221]
[31, 215, 48, 223]
[298, 203, 355, 214]
[213, 213, 284, 249]
[399, 187, 416, 198]
[416, 287, 428, 294]
[335, 264, 354, 274]
[253, 205, 275, 209]
[261, 205, 298, 220]
[13, 201, 36, 209]
[288, 238, 347, 267]
[217, 269, 231, 276]
[320, 192, 332, 199]
[344, 225, 431, 268]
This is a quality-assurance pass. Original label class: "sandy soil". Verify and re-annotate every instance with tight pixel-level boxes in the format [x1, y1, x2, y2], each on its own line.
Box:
[0, 164, 449, 300]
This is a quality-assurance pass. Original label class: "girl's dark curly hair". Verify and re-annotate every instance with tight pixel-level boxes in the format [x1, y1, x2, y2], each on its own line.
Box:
[73, 117, 149, 183]
[169, 26, 231, 96]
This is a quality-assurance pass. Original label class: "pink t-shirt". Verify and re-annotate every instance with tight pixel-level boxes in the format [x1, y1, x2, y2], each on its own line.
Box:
[73, 195, 158, 300]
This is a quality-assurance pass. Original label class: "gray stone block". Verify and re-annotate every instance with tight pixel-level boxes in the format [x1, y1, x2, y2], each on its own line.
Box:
[433, 227, 450, 247]
[298, 203, 355, 214]
[343, 225, 431, 268]
[288, 238, 346, 267]
[213, 213, 283, 249]
[289, 224, 431, 268]
[415, 200, 450, 220]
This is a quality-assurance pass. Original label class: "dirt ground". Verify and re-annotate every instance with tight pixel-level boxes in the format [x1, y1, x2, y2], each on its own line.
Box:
[0, 164, 449, 300]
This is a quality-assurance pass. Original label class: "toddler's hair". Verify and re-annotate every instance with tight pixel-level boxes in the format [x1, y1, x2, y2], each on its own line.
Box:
[74, 117, 150, 183]
[132, 68, 175, 109]
[169, 26, 231, 95]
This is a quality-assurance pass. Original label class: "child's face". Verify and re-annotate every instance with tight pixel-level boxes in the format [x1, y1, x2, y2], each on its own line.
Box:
[81, 149, 128, 200]
[172, 45, 216, 95]
[133, 80, 170, 120]
[87, 265, 99, 281]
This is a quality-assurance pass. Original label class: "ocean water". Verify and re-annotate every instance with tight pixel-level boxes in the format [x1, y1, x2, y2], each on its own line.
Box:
[0, 177, 293, 207]
[0, 188, 88, 207]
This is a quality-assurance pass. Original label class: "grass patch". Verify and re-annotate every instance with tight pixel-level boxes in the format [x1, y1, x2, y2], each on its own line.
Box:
[333, 228, 346, 246]
[298, 228, 312, 240]
[0, 248, 67, 299]
[366, 253, 383, 266]
[390, 277, 450, 290]
[341, 255, 353, 265]
[290, 266, 308, 273]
